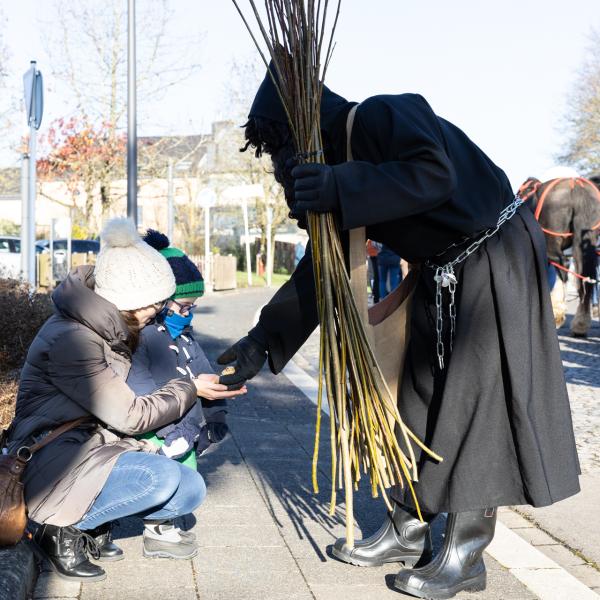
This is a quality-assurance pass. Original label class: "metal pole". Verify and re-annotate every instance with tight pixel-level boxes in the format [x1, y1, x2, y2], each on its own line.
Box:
[242, 198, 252, 286]
[127, 0, 137, 224]
[49, 218, 55, 288]
[66, 217, 72, 274]
[167, 158, 174, 241]
[204, 205, 211, 292]
[20, 153, 29, 280]
[266, 206, 273, 287]
[27, 121, 37, 287]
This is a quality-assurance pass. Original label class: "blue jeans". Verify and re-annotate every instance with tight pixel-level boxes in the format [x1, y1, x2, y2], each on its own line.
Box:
[379, 264, 401, 299]
[75, 451, 206, 530]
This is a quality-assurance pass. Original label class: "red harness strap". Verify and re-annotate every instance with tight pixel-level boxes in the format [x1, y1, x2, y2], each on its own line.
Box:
[549, 260, 597, 284]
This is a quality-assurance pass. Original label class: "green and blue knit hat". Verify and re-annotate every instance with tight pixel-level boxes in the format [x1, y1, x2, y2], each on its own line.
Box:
[143, 230, 204, 299]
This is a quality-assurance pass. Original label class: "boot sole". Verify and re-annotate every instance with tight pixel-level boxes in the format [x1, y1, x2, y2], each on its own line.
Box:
[30, 539, 107, 582]
[143, 547, 198, 560]
[331, 545, 421, 568]
[392, 573, 486, 599]
[96, 553, 125, 562]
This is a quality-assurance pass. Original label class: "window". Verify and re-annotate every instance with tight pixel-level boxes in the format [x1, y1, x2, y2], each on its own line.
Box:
[0, 239, 10, 253]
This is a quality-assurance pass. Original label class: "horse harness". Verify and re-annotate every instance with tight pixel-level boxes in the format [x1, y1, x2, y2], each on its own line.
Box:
[518, 177, 600, 238]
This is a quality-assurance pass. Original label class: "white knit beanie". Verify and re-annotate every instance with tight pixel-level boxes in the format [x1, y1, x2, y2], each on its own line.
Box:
[94, 218, 176, 311]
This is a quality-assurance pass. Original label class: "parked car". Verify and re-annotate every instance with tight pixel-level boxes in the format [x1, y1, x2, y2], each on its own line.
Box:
[35, 239, 100, 255]
[35, 239, 100, 283]
[0, 236, 21, 279]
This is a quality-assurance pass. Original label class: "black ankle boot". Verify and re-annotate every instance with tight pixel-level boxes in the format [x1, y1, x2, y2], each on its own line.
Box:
[87, 522, 124, 562]
[332, 503, 432, 568]
[393, 508, 497, 599]
[33, 524, 106, 582]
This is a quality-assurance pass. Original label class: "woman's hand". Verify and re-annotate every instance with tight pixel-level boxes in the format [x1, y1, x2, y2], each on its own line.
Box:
[193, 374, 247, 400]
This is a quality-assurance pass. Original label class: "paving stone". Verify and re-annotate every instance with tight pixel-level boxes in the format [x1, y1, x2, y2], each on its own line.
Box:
[79, 557, 196, 599]
[514, 526, 559, 546]
[196, 524, 284, 548]
[33, 572, 81, 599]
[195, 504, 277, 527]
[194, 546, 297, 575]
[311, 583, 403, 600]
[566, 564, 600, 589]
[499, 509, 535, 530]
[296, 555, 397, 585]
[194, 568, 312, 600]
[81, 586, 197, 600]
[536, 543, 587, 567]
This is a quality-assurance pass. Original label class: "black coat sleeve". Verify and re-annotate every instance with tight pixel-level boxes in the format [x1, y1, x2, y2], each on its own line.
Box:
[256, 242, 319, 374]
[332, 95, 457, 230]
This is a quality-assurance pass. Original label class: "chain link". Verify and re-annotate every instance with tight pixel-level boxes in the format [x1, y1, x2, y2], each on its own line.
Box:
[426, 195, 523, 371]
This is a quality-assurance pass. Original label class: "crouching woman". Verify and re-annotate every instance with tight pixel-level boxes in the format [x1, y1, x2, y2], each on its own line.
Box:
[6, 219, 233, 582]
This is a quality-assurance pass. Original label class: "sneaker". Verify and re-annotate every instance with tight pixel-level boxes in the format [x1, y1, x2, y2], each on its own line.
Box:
[196, 421, 230, 458]
[143, 521, 197, 559]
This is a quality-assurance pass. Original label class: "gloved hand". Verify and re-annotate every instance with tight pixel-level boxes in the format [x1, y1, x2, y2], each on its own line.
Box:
[217, 332, 268, 386]
[291, 163, 339, 216]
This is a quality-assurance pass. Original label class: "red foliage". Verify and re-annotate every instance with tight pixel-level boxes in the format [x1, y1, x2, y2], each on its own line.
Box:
[37, 116, 126, 192]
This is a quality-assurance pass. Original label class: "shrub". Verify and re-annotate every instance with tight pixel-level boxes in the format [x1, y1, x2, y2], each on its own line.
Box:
[0, 278, 54, 373]
[0, 372, 19, 429]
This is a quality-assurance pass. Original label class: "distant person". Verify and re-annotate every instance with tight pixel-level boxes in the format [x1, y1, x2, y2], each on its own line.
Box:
[294, 238, 307, 268]
[366, 239, 380, 303]
[377, 244, 402, 300]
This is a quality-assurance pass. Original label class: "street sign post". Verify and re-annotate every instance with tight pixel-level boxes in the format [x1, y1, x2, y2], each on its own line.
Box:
[198, 188, 217, 293]
[22, 61, 43, 287]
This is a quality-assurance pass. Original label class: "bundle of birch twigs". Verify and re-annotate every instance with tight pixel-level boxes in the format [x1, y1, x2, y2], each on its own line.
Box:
[232, 0, 442, 546]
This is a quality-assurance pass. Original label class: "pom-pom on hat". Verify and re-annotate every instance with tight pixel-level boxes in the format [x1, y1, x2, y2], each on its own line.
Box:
[144, 230, 204, 299]
[94, 218, 176, 311]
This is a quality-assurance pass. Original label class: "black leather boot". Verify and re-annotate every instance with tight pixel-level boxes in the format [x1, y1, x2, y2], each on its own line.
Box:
[332, 503, 432, 567]
[87, 521, 124, 562]
[33, 524, 106, 582]
[393, 508, 497, 599]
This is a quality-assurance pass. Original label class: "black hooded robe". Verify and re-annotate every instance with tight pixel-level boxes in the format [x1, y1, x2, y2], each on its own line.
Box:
[249, 80, 580, 513]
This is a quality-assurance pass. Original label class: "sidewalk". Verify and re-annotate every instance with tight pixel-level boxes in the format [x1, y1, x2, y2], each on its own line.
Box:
[32, 288, 600, 600]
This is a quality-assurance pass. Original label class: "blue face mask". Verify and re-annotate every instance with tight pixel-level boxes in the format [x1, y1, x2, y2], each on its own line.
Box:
[163, 311, 193, 339]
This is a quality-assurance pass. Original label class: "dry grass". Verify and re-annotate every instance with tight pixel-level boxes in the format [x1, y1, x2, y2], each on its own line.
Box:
[0, 372, 18, 430]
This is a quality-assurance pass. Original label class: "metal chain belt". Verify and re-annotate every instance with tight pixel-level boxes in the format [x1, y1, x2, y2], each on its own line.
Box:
[426, 195, 524, 370]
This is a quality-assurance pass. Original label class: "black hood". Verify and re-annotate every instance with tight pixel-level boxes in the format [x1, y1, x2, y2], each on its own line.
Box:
[248, 64, 356, 161]
[52, 265, 130, 346]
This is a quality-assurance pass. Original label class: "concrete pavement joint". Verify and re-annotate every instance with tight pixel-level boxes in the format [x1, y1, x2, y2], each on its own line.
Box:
[510, 506, 600, 572]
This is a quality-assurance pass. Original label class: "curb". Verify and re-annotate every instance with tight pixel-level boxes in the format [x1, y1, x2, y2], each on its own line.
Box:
[0, 540, 38, 600]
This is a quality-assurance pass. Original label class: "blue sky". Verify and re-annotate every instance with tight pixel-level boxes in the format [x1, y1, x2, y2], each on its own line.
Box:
[1, 0, 599, 189]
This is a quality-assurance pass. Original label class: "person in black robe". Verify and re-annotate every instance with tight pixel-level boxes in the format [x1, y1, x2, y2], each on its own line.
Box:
[217, 69, 580, 599]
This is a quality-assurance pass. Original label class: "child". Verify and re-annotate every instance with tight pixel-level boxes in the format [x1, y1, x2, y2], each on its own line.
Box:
[127, 230, 233, 469]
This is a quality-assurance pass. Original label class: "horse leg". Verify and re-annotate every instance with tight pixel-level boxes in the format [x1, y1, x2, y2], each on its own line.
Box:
[545, 237, 568, 329]
[570, 226, 596, 337]
[550, 277, 567, 328]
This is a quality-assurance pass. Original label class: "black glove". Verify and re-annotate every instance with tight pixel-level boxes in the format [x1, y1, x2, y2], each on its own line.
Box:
[217, 331, 268, 385]
[291, 163, 339, 216]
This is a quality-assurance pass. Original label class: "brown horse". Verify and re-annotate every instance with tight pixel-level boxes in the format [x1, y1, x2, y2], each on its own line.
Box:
[518, 177, 600, 336]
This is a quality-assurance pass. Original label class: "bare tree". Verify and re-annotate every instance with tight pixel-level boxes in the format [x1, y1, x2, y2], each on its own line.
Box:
[40, 0, 203, 213]
[218, 57, 293, 269]
[559, 29, 600, 175]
